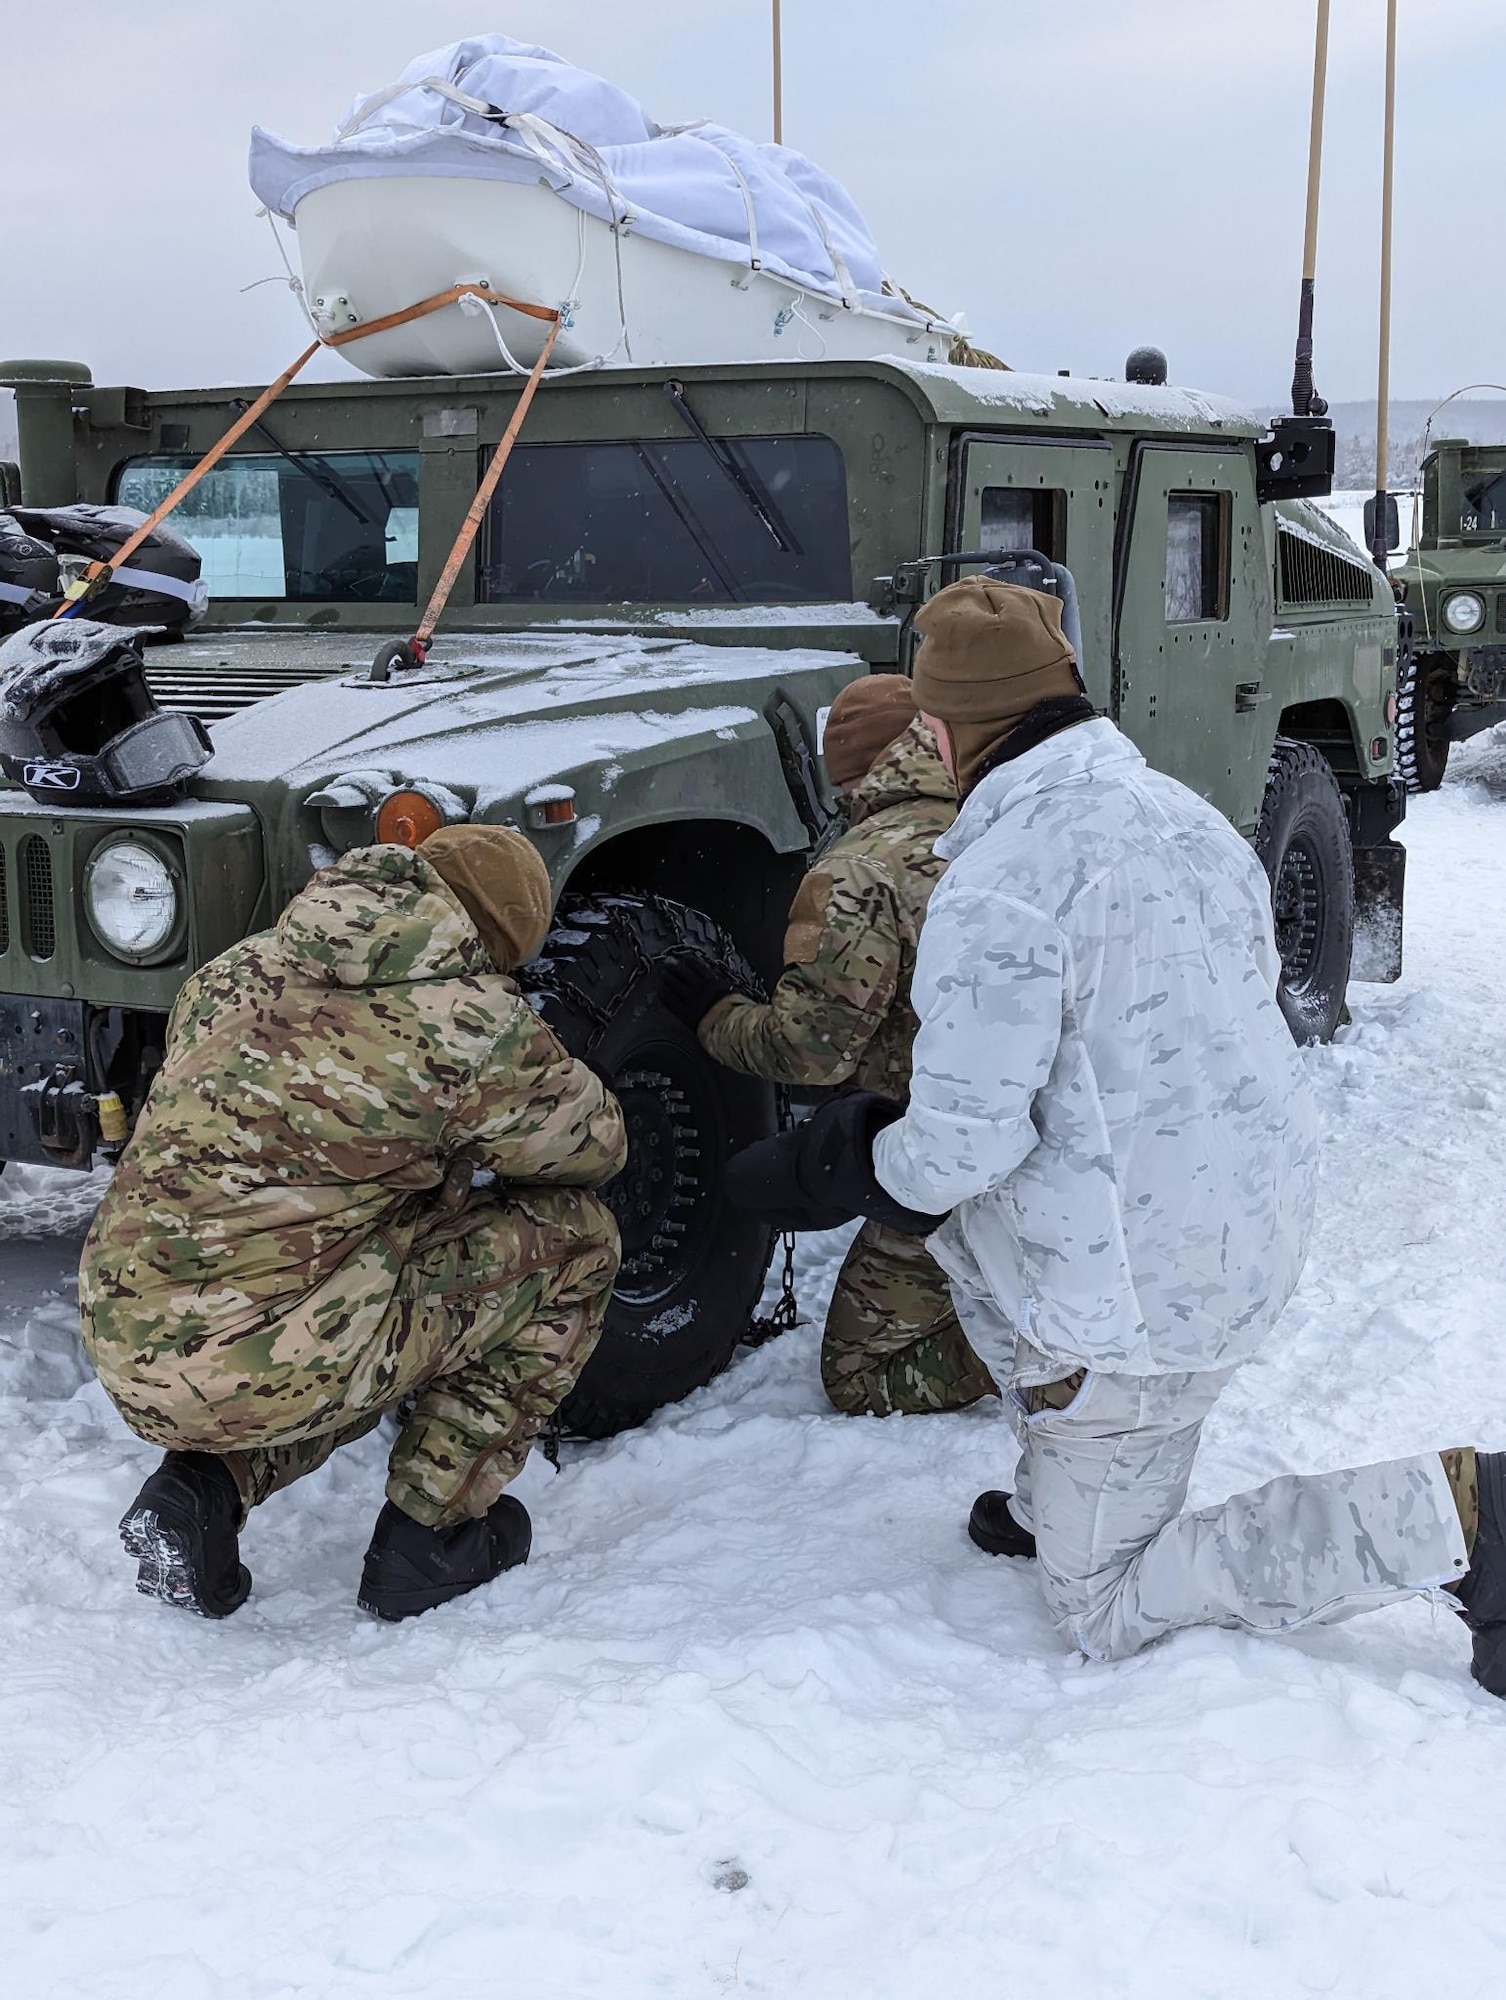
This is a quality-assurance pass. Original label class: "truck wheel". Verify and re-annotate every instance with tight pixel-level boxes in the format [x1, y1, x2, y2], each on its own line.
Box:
[1396, 651, 1454, 793]
[525, 894, 777, 1438]
[1254, 739, 1355, 1045]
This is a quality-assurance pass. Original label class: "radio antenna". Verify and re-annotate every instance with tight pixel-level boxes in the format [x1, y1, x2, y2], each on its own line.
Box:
[772, 0, 784, 145]
[1371, 0, 1399, 568]
[1292, 0, 1332, 418]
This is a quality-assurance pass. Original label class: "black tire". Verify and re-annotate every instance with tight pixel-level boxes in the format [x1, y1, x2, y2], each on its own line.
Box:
[1254, 738, 1355, 1045]
[524, 894, 777, 1438]
[1396, 650, 1454, 793]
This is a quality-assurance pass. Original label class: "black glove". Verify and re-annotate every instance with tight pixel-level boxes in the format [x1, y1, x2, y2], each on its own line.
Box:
[725, 1091, 946, 1237]
[658, 950, 739, 1031]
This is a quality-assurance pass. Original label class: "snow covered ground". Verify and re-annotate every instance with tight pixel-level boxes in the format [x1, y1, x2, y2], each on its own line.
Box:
[4, 736, 1506, 1998]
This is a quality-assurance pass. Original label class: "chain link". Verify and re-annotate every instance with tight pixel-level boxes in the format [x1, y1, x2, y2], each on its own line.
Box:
[741, 1085, 801, 1349]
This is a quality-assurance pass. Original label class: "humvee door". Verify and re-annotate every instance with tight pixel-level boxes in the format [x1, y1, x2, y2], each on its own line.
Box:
[948, 435, 1116, 708]
[1113, 443, 1271, 827]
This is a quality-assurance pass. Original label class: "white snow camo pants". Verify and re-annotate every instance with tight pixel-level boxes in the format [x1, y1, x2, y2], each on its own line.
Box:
[1004, 1343, 1469, 1662]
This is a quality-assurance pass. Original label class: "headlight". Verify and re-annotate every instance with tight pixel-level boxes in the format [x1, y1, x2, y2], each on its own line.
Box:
[1443, 591, 1486, 634]
[85, 839, 179, 957]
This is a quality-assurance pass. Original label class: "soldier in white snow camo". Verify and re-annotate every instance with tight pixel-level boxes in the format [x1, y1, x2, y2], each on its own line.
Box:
[867, 577, 1506, 1692]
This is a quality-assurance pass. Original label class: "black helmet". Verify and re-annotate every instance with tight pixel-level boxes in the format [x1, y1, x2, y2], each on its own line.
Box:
[12, 504, 205, 634]
[0, 617, 212, 803]
[0, 512, 62, 635]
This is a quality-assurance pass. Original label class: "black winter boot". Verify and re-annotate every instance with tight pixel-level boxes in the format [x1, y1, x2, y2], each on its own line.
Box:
[119, 1451, 251, 1618]
[1453, 1451, 1506, 1698]
[358, 1493, 532, 1622]
[968, 1490, 1038, 1560]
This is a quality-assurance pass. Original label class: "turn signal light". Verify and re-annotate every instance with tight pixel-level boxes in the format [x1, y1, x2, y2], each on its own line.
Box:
[376, 789, 446, 848]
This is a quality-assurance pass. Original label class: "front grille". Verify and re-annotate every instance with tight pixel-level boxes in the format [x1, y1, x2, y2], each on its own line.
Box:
[1277, 528, 1375, 607]
[20, 835, 55, 960]
[0, 843, 8, 957]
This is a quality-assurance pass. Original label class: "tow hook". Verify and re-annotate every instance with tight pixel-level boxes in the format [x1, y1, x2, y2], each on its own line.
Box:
[21, 1068, 128, 1169]
[23, 1064, 95, 1169]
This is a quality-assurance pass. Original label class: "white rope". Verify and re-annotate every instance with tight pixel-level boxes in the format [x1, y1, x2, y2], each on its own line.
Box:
[242, 208, 318, 332]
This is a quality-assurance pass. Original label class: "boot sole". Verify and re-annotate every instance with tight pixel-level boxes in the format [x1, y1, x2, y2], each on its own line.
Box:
[120, 1504, 251, 1619]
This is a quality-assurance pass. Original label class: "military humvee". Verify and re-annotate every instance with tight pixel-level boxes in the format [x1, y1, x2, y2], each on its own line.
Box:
[1390, 437, 1506, 789]
[0, 354, 1405, 1432]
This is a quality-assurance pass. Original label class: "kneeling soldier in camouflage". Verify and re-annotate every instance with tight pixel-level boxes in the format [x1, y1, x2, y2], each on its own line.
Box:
[660, 675, 996, 1417]
[80, 827, 625, 1621]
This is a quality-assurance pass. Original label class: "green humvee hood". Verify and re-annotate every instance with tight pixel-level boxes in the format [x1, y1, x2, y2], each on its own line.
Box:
[274, 843, 493, 989]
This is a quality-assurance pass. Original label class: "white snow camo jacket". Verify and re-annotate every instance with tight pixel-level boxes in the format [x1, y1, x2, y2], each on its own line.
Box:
[873, 719, 1319, 1378]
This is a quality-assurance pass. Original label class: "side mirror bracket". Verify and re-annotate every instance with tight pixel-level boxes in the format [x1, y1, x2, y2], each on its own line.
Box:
[1256, 415, 1336, 504]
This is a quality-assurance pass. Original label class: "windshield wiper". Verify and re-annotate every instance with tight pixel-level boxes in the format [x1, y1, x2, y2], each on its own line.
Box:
[662, 380, 803, 557]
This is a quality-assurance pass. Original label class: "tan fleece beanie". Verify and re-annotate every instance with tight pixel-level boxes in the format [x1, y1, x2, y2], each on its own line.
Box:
[419, 824, 553, 972]
[911, 577, 1081, 790]
[822, 674, 918, 788]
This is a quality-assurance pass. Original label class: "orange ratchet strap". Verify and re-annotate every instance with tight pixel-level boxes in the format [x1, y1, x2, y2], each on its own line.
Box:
[54, 285, 563, 639]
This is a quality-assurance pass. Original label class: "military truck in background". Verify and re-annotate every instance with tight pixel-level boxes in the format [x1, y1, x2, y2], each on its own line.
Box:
[1389, 436, 1506, 789]
[0, 352, 1405, 1433]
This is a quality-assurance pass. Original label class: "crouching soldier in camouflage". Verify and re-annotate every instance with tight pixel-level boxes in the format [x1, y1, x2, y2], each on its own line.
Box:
[659, 675, 996, 1418]
[79, 827, 624, 1622]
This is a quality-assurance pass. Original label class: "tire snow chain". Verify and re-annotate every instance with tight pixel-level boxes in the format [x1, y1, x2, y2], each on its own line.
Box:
[1394, 645, 1425, 795]
[741, 1086, 802, 1348]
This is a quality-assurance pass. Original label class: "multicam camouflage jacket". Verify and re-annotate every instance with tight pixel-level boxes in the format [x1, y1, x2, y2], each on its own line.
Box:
[79, 844, 625, 1417]
[699, 718, 956, 1098]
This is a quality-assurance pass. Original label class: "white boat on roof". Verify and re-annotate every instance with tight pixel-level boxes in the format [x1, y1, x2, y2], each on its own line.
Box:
[249, 35, 968, 378]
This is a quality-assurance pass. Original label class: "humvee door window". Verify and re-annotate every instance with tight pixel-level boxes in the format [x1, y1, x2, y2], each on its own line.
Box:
[478, 435, 850, 604]
[980, 487, 1063, 560]
[1165, 493, 1229, 623]
[1461, 472, 1506, 534]
[115, 451, 421, 601]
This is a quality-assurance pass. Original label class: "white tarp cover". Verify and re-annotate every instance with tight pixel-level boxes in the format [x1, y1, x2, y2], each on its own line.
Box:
[250, 36, 918, 318]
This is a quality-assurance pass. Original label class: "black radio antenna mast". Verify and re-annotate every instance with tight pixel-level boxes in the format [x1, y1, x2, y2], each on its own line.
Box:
[1292, 0, 1332, 418]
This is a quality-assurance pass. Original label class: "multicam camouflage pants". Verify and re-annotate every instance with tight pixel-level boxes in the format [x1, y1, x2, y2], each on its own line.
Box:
[178, 1189, 617, 1530]
[821, 1220, 998, 1417]
[1006, 1341, 1469, 1661]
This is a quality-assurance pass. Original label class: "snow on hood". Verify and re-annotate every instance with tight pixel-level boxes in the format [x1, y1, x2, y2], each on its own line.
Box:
[275, 842, 492, 989]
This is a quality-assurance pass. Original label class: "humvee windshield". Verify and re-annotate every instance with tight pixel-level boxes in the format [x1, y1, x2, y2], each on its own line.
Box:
[1461, 469, 1506, 536]
[477, 434, 851, 604]
[117, 451, 420, 600]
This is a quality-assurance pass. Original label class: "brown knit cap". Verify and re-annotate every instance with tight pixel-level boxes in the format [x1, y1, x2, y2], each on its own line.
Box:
[822, 674, 918, 788]
[911, 578, 1081, 790]
[419, 824, 552, 972]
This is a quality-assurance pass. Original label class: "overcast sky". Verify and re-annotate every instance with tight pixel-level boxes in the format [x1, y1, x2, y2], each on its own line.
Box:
[1, 0, 1502, 408]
